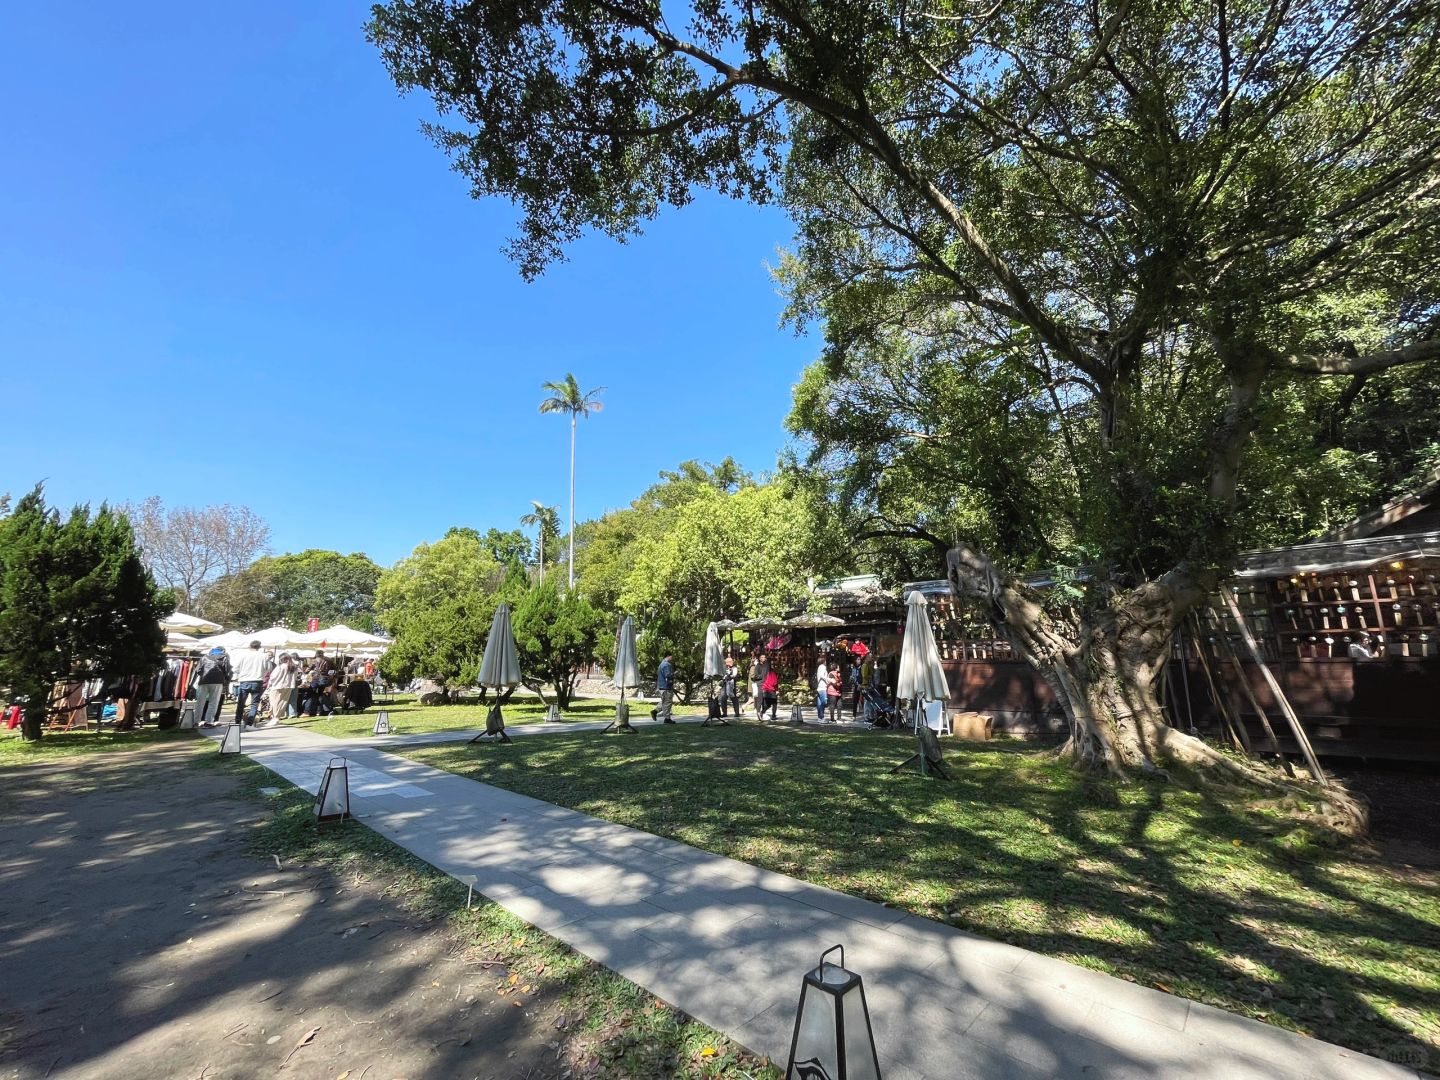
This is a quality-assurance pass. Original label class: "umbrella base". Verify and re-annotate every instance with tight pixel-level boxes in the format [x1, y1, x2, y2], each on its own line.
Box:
[601, 701, 637, 735]
[890, 727, 950, 779]
[469, 705, 511, 744]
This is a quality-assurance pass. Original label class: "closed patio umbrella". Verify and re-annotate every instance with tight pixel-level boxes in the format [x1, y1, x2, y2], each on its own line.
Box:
[605, 616, 640, 734]
[703, 622, 724, 679]
[895, 590, 952, 778]
[897, 591, 950, 706]
[471, 603, 520, 744]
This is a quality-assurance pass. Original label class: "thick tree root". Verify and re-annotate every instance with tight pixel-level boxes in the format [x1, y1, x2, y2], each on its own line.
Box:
[1056, 726, 1368, 837]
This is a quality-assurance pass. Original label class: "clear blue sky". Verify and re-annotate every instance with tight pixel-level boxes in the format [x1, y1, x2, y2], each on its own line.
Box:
[0, 2, 817, 567]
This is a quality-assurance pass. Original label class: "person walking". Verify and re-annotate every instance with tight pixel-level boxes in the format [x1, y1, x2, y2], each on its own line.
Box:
[719, 654, 740, 718]
[760, 665, 780, 721]
[814, 655, 830, 721]
[230, 641, 272, 727]
[652, 652, 676, 723]
[194, 647, 231, 728]
[265, 652, 298, 727]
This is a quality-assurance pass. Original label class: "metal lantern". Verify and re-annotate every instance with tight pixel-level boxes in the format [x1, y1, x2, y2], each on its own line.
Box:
[372, 710, 390, 735]
[313, 757, 351, 822]
[786, 944, 881, 1080]
[219, 723, 242, 755]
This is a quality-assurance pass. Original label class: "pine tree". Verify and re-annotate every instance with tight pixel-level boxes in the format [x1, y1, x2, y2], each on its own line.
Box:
[0, 486, 168, 740]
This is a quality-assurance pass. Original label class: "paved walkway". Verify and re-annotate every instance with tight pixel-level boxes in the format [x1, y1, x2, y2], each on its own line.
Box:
[213, 724, 1424, 1080]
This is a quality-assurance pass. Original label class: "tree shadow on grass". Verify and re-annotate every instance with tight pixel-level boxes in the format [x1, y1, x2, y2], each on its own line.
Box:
[404, 723, 1440, 1069]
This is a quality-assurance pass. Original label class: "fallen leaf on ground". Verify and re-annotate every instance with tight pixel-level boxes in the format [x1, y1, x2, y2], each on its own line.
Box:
[700, 1046, 717, 1057]
[280, 1026, 320, 1067]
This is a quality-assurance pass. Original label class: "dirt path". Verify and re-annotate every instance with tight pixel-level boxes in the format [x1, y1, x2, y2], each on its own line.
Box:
[0, 744, 561, 1080]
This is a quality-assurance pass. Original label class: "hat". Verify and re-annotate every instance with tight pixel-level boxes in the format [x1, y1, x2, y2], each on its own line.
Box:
[208, 647, 225, 655]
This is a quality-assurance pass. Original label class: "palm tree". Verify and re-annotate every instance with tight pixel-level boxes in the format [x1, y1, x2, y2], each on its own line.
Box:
[538, 374, 604, 589]
[519, 501, 561, 584]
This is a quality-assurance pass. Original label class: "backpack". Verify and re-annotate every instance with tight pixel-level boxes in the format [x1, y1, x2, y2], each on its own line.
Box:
[198, 654, 230, 685]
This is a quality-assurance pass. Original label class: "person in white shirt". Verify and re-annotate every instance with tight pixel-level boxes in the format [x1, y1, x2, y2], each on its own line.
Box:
[815, 658, 830, 721]
[230, 641, 273, 727]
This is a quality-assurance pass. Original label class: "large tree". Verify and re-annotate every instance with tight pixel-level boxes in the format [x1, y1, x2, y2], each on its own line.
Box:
[123, 497, 269, 611]
[371, 0, 1439, 794]
[376, 531, 508, 693]
[199, 549, 383, 631]
[0, 487, 167, 740]
[512, 578, 607, 708]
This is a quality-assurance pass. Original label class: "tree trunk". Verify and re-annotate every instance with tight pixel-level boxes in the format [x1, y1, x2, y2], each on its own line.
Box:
[948, 546, 1293, 784]
[20, 708, 42, 742]
[947, 544, 1367, 833]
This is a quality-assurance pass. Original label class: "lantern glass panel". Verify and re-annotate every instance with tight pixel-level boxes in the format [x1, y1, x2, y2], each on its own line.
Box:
[789, 980, 840, 1080]
[842, 982, 881, 1080]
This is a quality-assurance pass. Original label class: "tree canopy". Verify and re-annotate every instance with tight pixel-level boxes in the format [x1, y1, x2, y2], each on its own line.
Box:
[199, 549, 382, 631]
[376, 531, 510, 689]
[512, 578, 607, 708]
[371, 0, 1439, 787]
[123, 497, 269, 611]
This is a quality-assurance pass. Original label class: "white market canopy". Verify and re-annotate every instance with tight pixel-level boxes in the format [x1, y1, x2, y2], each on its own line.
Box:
[195, 630, 253, 651]
[160, 611, 222, 634]
[294, 624, 393, 650]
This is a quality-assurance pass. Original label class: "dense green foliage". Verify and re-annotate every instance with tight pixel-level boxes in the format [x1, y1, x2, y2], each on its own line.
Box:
[512, 578, 608, 708]
[0, 487, 167, 740]
[376, 530, 509, 689]
[198, 549, 382, 631]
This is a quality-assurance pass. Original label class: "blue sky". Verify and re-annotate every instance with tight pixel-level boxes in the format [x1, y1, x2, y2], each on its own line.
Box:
[0, 2, 817, 567]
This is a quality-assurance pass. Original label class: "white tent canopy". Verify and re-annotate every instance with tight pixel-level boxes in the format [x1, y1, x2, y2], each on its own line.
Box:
[250, 625, 311, 650]
[160, 611, 222, 634]
[165, 630, 206, 650]
[196, 630, 253, 651]
[294, 624, 391, 650]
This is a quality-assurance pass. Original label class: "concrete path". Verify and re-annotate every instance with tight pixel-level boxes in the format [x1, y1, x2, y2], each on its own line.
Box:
[212, 724, 1425, 1080]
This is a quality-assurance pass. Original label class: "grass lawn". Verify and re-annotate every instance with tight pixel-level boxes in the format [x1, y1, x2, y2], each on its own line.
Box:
[398, 723, 1440, 1064]
[291, 693, 704, 739]
[200, 748, 776, 1078]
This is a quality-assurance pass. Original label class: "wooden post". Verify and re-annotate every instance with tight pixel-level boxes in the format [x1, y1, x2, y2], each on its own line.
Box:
[1222, 591, 1329, 787]
[1189, 614, 1251, 754]
[1209, 609, 1295, 778]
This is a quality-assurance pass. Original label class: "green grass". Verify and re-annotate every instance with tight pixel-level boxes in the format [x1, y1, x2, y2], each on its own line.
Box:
[397, 723, 1440, 1064]
[293, 693, 704, 739]
[0, 724, 200, 768]
[198, 749, 779, 1079]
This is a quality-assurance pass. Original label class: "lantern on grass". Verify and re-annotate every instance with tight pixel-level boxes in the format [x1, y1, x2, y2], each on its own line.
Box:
[219, 724, 242, 755]
[372, 710, 390, 735]
[313, 758, 351, 822]
[785, 944, 881, 1080]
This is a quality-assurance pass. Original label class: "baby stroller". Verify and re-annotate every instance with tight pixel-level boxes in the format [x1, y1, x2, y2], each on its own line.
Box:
[860, 686, 900, 728]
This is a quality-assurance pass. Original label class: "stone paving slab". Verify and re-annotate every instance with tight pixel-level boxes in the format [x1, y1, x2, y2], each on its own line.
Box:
[209, 724, 1428, 1080]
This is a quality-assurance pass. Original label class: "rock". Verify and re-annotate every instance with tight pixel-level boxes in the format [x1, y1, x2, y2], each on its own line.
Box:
[416, 680, 447, 706]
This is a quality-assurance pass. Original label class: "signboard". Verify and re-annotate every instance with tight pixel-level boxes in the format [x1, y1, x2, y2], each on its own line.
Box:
[307, 618, 320, 633]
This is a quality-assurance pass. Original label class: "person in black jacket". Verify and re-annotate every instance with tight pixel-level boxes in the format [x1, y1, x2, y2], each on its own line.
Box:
[194, 648, 231, 728]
